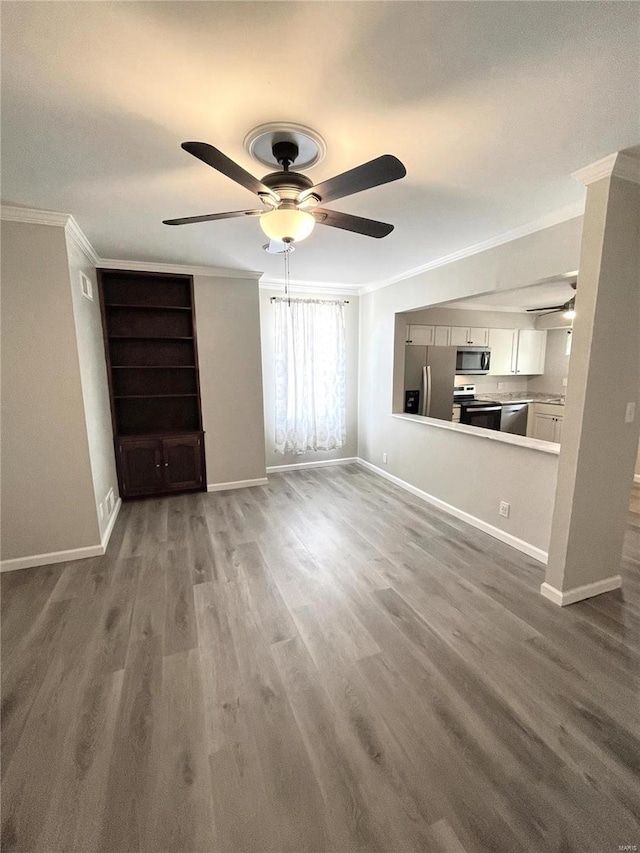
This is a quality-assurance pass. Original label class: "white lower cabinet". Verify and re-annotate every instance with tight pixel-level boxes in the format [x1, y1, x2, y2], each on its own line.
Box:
[528, 404, 564, 442]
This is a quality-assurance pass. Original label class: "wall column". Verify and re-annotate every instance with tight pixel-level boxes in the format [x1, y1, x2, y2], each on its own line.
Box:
[542, 152, 640, 605]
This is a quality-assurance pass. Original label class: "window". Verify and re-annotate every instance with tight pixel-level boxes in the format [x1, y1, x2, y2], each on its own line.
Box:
[274, 298, 346, 454]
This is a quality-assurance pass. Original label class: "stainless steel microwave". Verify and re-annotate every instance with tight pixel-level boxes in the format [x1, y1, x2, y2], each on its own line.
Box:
[455, 347, 491, 375]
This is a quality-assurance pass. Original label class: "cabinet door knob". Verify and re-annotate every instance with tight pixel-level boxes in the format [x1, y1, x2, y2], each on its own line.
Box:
[156, 464, 160, 468]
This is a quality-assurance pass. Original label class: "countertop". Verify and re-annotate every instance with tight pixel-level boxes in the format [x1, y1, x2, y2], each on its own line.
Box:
[475, 393, 565, 406]
[392, 413, 560, 454]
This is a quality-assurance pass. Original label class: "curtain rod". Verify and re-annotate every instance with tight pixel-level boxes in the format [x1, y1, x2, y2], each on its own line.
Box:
[270, 297, 349, 304]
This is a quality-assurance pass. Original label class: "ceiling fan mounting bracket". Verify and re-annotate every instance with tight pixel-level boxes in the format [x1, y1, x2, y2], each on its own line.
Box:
[244, 122, 327, 172]
[272, 140, 298, 170]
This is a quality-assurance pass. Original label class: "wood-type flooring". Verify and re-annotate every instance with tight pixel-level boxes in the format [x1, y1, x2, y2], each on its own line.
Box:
[2, 467, 639, 852]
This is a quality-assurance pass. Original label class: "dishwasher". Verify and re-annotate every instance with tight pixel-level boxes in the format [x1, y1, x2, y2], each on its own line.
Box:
[500, 403, 529, 435]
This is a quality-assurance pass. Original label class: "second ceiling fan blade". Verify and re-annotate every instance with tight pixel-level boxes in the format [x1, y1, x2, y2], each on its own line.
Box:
[182, 142, 279, 203]
[300, 154, 406, 205]
[526, 305, 566, 312]
[313, 208, 394, 238]
[163, 209, 263, 226]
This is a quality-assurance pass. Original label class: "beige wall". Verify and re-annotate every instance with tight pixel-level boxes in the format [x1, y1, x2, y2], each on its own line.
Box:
[194, 275, 267, 486]
[359, 216, 583, 553]
[1, 221, 100, 560]
[545, 173, 640, 592]
[260, 288, 359, 468]
[67, 235, 118, 539]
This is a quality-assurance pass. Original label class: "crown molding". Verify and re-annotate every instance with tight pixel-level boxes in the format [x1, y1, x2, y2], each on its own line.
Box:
[1, 204, 70, 228]
[65, 216, 100, 265]
[1, 205, 100, 265]
[2, 200, 588, 297]
[572, 152, 640, 187]
[259, 277, 360, 296]
[99, 258, 262, 280]
[359, 203, 585, 296]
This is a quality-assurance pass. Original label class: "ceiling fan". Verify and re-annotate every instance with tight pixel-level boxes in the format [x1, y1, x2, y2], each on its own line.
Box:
[526, 281, 577, 318]
[163, 140, 406, 243]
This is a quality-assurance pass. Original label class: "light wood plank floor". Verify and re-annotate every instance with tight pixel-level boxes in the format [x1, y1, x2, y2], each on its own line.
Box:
[2, 467, 639, 853]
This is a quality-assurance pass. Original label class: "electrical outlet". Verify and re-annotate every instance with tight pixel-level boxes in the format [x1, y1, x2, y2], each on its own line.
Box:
[105, 488, 115, 515]
[497, 382, 505, 390]
[625, 402, 636, 424]
[499, 501, 510, 519]
[562, 377, 568, 387]
[382, 452, 388, 464]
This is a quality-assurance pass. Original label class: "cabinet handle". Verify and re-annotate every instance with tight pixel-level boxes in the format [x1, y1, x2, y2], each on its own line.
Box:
[156, 464, 160, 468]
[165, 462, 169, 467]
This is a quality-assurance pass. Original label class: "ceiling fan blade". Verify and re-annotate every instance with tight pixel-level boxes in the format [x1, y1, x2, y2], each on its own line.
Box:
[182, 142, 279, 203]
[313, 208, 394, 239]
[163, 209, 263, 226]
[526, 304, 566, 313]
[299, 155, 406, 205]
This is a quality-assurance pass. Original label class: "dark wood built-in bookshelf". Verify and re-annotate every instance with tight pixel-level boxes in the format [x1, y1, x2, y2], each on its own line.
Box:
[98, 269, 206, 498]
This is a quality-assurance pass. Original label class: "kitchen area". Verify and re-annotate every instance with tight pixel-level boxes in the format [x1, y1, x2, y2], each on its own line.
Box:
[398, 278, 575, 444]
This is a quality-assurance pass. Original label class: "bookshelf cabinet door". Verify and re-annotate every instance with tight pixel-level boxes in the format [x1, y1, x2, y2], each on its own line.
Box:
[118, 439, 163, 497]
[162, 435, 204, 491]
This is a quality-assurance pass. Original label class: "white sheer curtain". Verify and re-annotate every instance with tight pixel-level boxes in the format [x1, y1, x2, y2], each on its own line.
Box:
[274, 298, 347, 454]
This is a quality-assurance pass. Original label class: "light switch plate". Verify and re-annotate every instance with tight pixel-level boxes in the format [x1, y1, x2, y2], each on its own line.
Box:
[499, 501, 510, 518]
[625, 401, 636, 424]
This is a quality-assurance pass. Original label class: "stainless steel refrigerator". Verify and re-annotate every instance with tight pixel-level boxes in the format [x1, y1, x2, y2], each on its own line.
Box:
[404, 346, 456, 420]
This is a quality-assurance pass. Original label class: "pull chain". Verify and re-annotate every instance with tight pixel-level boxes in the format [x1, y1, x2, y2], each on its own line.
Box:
[283, 241, 291, 305]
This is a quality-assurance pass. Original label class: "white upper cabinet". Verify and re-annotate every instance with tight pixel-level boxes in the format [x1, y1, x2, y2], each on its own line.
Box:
[449, 326, 470, 346]
[449, 326, 489, 346]
[488, 328, 517, 375]
[468, 327, 489, 346]
[515, 329, 546, 374]
[406, 324, 434, 346]
[434, 326, 451, 346]
[487, 328, 547, 375]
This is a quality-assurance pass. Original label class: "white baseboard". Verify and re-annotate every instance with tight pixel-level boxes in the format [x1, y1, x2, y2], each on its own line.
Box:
[266, 457, 358, 473]
[101, 497, 122, 550]
[356, 458, 548, 564]
[207, 477, 269, 492]
[0, 498, 122, 573]
[0, 543, 105, 573]
[540, 575, 621, 606]
[634, 474, 640, 484]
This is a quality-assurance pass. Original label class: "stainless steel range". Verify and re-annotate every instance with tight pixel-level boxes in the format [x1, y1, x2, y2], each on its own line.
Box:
[453, 385, 502, 431]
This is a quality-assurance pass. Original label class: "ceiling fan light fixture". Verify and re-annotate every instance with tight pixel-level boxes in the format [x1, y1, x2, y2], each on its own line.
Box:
[260, 208, 315, 243]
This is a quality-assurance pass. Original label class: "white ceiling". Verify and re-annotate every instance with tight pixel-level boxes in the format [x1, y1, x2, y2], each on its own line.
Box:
[443, 277, 578, 312]
[2, 2, 638, 286]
